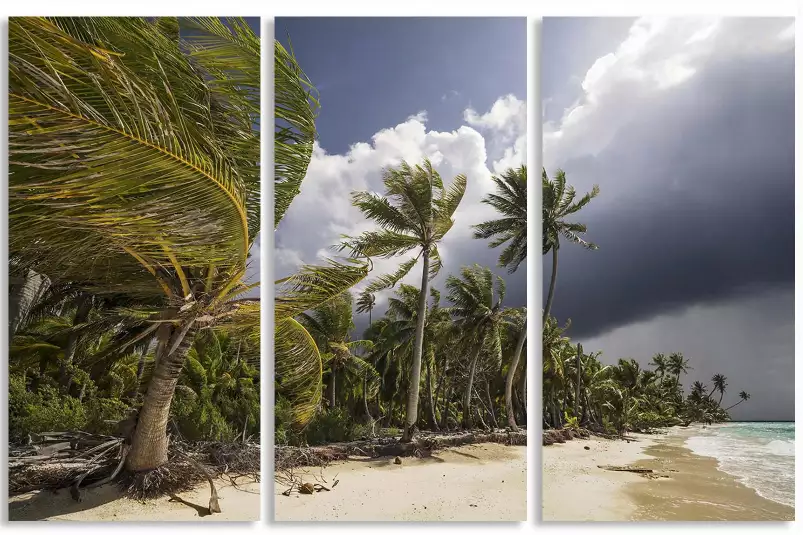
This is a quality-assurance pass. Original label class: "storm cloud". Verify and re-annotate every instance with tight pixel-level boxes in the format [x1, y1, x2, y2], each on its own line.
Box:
[542, 18, 794, 420]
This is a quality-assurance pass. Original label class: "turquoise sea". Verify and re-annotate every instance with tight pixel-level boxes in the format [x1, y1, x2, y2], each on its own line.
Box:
[685, 422, 794, 508]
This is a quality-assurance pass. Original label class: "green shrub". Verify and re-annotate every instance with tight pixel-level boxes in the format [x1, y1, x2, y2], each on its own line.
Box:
[9, 374, 87, 442]
[301, 407, 363, 446]
[85, 398, 130, 435]
[563, 411, 579, 430]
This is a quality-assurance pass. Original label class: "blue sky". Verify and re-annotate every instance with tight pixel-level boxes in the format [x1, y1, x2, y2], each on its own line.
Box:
[276, 17, 525, 154]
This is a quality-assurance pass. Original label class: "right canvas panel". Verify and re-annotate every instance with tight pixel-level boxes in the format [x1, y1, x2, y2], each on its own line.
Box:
[541, 17, 795, 521]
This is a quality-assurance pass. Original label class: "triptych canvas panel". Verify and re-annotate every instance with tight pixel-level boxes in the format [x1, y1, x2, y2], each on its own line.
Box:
[5, 14, 795, 524]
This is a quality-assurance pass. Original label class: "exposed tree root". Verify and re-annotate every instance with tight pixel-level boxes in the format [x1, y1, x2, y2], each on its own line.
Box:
[276, 427, 527, 473]
[9, 431, 259, 507]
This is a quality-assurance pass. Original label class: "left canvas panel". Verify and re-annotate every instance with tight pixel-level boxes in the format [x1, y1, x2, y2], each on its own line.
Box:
[8, 17, 261, 521]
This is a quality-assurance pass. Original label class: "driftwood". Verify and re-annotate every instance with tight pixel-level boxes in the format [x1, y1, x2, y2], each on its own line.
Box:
[598, 465, 653, 474]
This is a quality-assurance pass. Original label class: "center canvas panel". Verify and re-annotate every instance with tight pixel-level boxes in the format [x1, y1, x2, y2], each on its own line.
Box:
[273, 16, 528, 522]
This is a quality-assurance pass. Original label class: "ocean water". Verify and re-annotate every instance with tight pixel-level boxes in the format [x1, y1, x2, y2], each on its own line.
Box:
[685, 422, 795, 508]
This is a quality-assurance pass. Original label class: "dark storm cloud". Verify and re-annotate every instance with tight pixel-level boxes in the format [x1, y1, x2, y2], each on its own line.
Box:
[544, 46, 795, 340]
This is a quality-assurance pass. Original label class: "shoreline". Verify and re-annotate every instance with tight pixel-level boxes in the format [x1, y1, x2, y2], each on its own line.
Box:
[274, 442, 526, 521]
[542, 425, 794, 521]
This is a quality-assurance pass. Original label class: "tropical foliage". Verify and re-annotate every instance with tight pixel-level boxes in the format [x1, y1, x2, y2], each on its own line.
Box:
[542, 170, 750, 435]
[9, 17, 261, 472]
[273, 41, 529, 444]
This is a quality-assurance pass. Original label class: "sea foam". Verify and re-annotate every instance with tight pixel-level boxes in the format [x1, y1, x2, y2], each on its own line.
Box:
[685, 422, 794, 508]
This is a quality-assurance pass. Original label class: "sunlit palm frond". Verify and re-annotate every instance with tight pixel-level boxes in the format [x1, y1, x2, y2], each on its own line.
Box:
[274, 39, 318, 228]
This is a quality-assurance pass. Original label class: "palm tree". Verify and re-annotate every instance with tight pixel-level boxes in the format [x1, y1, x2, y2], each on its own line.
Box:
[298, 292, 379, 411]
[691, 381, 708, 399]
[724, 391, 751, 411]
[710, 374, 728, 405]
[667, 352, 692, 390]
[339, 159, 467, 441]
[649, 353, 668, 377]
[446, 265, 509, 429]
[356, 291, 376, 326]
[473, 166, 527, 430]
[273, 38, 369, 427]
[10, 17, 262, 472]
[473, 166, 528, 273]
[542, 169, 599, 323]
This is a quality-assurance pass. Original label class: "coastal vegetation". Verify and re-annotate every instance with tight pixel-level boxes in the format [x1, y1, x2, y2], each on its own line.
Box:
[542, 170, 750, 436]
[9, 17, 261, 506]
[274, 39, 528, 455]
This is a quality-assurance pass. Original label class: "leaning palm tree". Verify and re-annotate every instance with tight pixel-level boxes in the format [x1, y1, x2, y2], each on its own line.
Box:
[339, 159, 467, 441]
[710, 374, 728, 405]
[445, 265, 509, 429]
[273, 38, 370, 427]
[542, 169, 599, 323]
[724, 391, 751, 411]
[10, 17, 261, 472]
[473, 166, 527, 430]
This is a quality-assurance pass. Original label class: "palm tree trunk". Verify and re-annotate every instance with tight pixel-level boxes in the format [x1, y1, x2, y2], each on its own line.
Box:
[542, 247, 559, 324]
[441, 380, 451, 430]
[329, 371, 336, 410]
[724, 399, 745, 411]
[505, 321, 526, 430]
[126, 320, 196, 471]
[426, 360, 439, 431]
[9, 269, 50, 338]
[718, 391, 724, 406]
[485, 381, 499, 428]
[363, 375, 372, 421]
[402, 250, 430, 442]
[462, 344, 482, 429]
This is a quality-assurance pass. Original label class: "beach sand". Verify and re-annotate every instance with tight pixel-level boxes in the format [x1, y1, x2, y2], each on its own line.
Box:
[9, 477, 260, 521]
[274, 442, 526, 521]
[542, 426, 794, 521]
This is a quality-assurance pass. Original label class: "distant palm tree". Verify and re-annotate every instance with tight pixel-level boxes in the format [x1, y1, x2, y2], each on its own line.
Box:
[356, 290, 376, 326]
[649, 353, 668, 377]
[298, 292, 378, 410]
[691, 381, 708, 399]
[445, 265, 510, 429]
[724, 391, 751, 411]
[339, 159, 467, 441]
[667, 352, 692, 389]
[472, 165, 527, 430]
[710, 373, 728, 405]
[542, 169, 599, 323]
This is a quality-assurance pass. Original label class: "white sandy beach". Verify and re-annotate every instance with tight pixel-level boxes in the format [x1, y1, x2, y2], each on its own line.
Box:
[542, 426, 794, 521]
[274, 442, 526, 521]
[9, 477, 260, 521]
[542, 432, 660, 521]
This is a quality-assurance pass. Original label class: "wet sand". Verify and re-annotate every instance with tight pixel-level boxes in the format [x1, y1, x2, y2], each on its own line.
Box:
[630, 429, 794, 521]
[9, 477, 260, 521]
[274, 442, 526, 521]
[542, 426, 794, 521]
